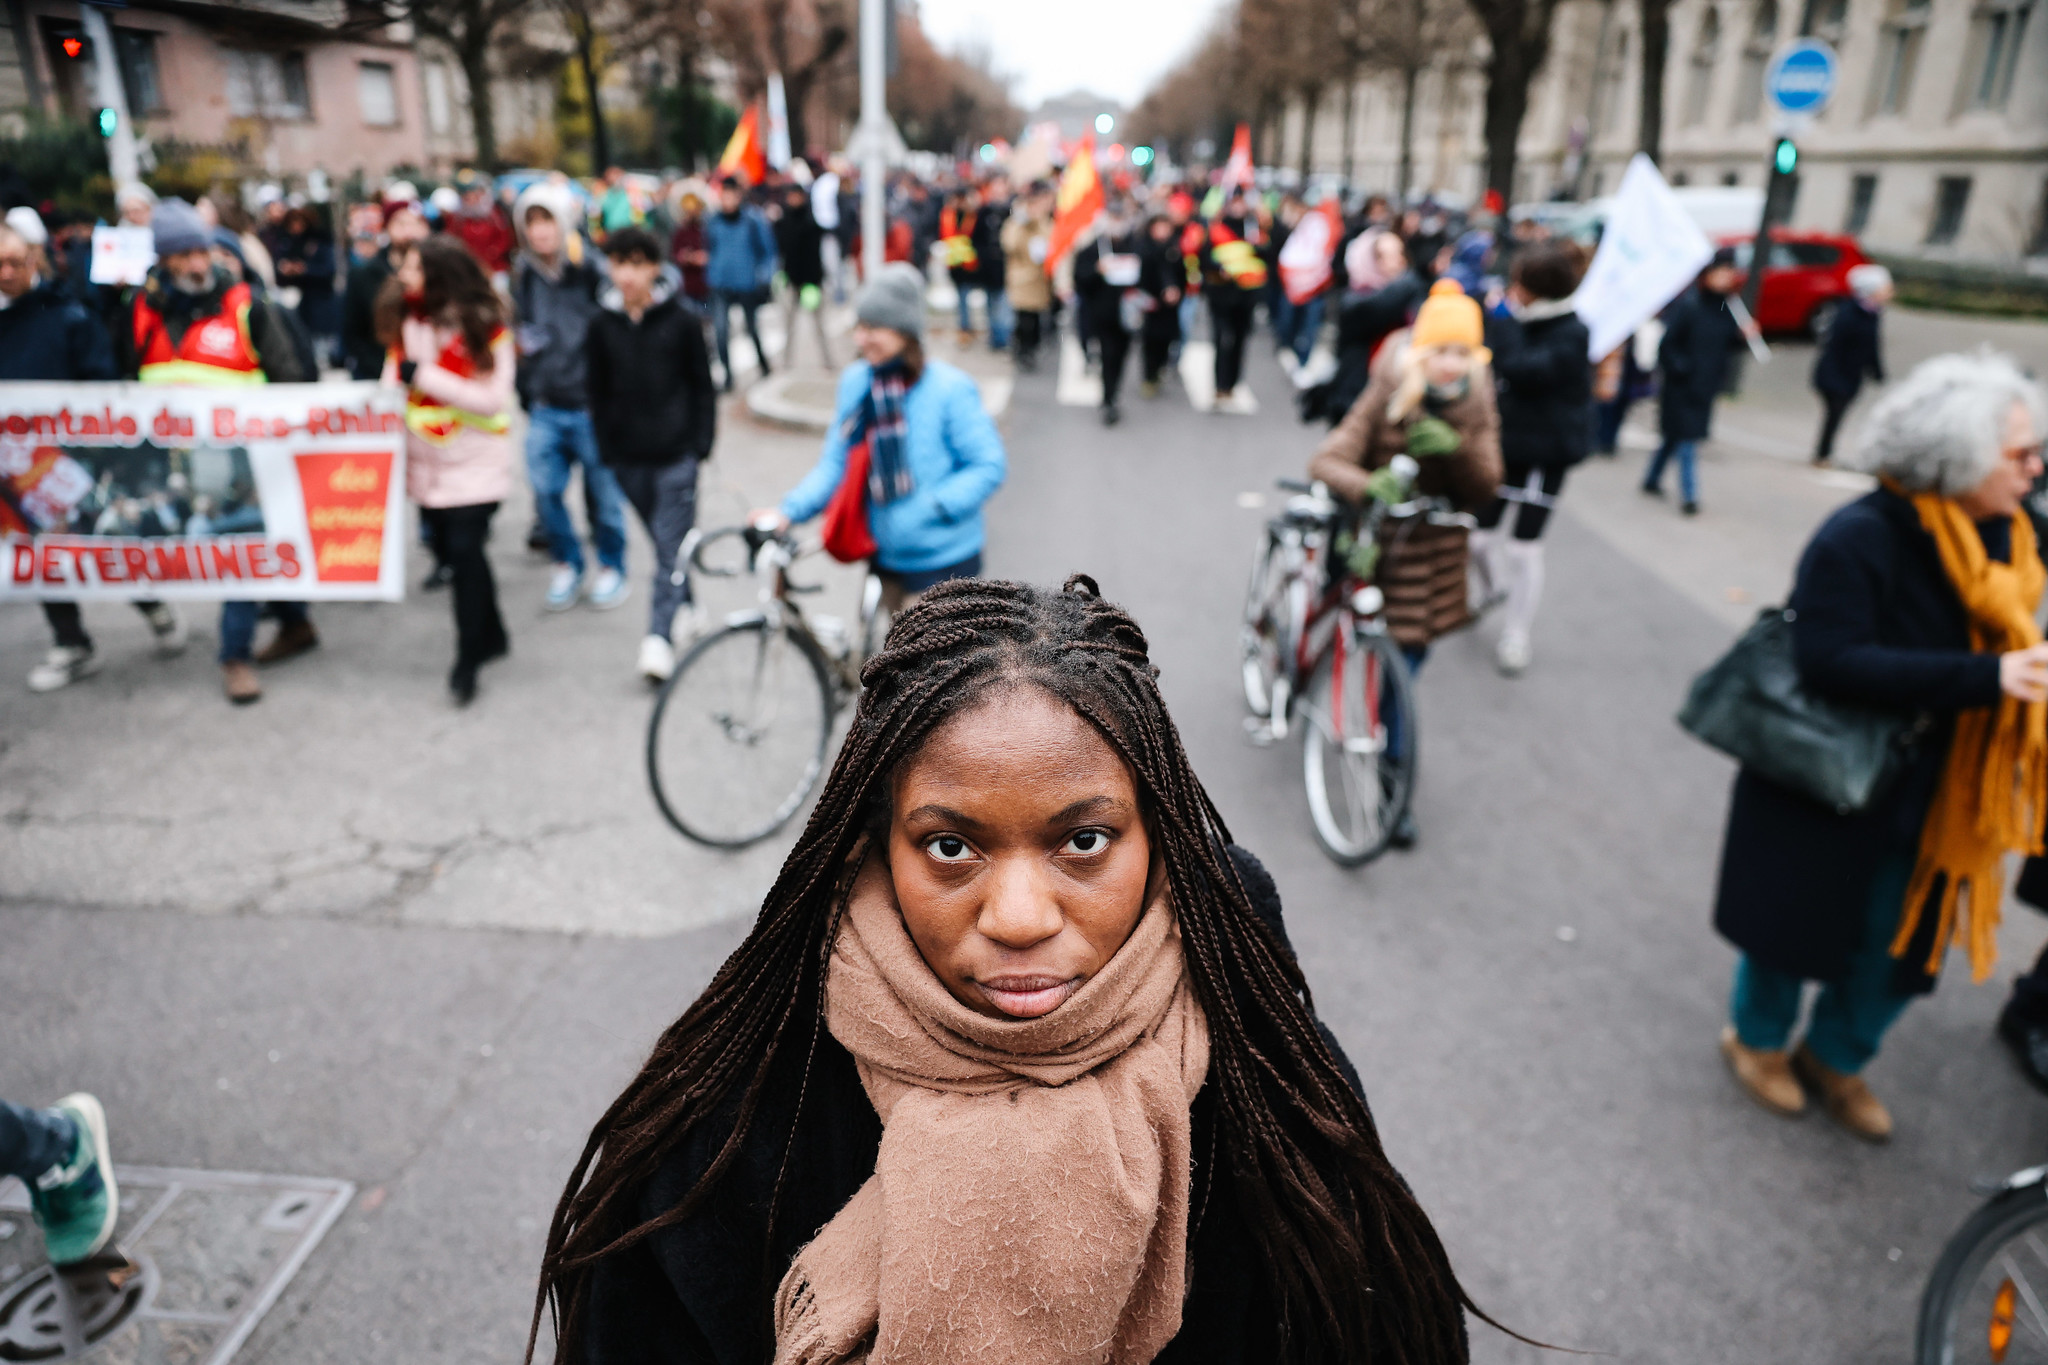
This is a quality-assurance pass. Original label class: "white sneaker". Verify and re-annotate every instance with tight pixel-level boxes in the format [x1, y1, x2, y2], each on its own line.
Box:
[588, 567, 630, 611]
[141, 602, 187, 656]
[1495, 631, 1532, 677]
[638, 634, 676, 683]
[545, 564, 582, 612]
[28, 645, 100, 692]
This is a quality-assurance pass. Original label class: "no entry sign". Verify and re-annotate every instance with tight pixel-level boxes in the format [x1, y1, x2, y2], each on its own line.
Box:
[1767, 40, 1838, 118]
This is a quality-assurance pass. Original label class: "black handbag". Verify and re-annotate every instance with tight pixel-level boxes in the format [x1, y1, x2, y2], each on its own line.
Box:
[1678, 606, 1928, 814]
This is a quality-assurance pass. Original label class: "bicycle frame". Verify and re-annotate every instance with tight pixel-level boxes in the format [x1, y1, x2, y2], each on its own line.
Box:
[678, 524, 880, 697]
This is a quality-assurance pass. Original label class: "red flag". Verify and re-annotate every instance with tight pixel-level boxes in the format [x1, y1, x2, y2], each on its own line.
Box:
[1279, 199, 1342, 304]
[1221, 122, 1255, 190]
[1046, 136, 1103, 272]
[717, 105, 768, 186]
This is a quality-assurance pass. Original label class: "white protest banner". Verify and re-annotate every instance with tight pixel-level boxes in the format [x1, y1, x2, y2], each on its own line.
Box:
[1574, 154, 1715, 361]
[1279, 200, 1341, 305]
[88, 224, 155, 287]
[1, 381, 408, 602]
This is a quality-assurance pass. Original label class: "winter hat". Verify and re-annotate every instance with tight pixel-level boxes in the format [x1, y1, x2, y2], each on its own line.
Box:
[5, 206, 47, 247]
[855, 262, 927, 340]
[151, 198, 211, 256]
[1409, 278, 1485, 352]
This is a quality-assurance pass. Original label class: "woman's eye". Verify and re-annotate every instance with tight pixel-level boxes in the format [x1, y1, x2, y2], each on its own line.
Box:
[1064, 829, 1110, 855]
[926, 835, 974, 863]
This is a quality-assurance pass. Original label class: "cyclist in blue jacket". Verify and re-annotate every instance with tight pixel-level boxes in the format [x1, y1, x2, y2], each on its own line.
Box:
[757, 263, 1005, 610]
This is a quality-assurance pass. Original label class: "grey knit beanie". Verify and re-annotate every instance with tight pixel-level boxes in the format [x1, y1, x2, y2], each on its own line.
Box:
[855, 262, 927, 340]
[151, 198, 210, 256]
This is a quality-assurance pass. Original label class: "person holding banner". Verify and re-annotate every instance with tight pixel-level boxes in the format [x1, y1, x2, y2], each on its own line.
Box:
[379, 238, 516, 706]
[1641, 249, 1757, 516]
[121, 198, 316, 705]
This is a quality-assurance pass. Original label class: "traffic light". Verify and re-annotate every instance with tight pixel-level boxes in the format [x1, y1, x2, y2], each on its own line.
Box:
[1773, 137, 1798, 176]
[60, 35, 84, 59]
[97, 107, 117, 138]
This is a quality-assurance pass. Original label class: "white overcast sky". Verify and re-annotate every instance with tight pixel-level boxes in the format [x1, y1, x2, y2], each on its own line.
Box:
[912, 0, 1231, 110]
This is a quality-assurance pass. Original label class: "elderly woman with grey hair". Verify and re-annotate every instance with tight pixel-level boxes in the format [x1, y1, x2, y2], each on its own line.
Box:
[1713, 350, 2048, 1142]
[1810, 263, 1893, 465]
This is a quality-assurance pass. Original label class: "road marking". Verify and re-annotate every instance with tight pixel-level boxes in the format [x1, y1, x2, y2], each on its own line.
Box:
[1056, 331, 1101, 408]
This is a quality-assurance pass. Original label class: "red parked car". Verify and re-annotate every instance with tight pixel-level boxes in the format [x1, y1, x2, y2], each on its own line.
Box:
[1717, 227, 1870, 337]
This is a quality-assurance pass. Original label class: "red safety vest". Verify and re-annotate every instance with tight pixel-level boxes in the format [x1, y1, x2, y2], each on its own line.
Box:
[395, 323, 510, 445]
[132, 282, 266, 385]
[1207, 221, 1268, 291]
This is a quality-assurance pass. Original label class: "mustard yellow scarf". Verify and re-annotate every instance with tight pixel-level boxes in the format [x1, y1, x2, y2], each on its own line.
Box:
[1885, 484, 2048, 980]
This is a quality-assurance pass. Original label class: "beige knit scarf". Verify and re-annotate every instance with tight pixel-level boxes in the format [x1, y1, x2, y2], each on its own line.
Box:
[772, 852, 1210, 1365]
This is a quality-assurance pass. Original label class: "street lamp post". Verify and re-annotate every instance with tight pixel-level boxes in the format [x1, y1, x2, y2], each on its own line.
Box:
[859, 0, 886, 280]
[77, 3, 140, 195]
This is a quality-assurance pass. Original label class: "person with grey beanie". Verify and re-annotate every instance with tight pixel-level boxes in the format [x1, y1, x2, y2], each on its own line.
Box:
[755, 262, 1005, 610]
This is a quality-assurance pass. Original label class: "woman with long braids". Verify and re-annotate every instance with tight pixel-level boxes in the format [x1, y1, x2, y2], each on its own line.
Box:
[532, 575, 1493, 1364]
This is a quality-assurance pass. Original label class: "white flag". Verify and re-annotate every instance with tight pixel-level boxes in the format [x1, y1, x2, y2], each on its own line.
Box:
[766, 73, 792, 172]
[1574, 154, 1715, 360]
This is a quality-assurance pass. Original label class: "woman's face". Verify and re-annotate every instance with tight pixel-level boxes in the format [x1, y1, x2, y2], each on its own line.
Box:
[1422, 343, 1473, 387]
[1958, 401, 2045, 519]
[1373, 233, 1406, 276]
[888, 686, 1153, 1020]
[395, 247, 424, 300]
[853, 323, 908, 367]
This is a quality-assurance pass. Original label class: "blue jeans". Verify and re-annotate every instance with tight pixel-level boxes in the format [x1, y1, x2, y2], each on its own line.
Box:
[709, 289, 768, 385]
[955, 286, 1011, 348]
[219, 600, 308, 664]
[1643, 439, 1700, 504]
[1178, 292, 1199, 347]
[1730, 851, 1917, 1075]
[1280, 294, 1326, 364]
[525, 406, 626, 574]
[1, 1099, 76, 1182]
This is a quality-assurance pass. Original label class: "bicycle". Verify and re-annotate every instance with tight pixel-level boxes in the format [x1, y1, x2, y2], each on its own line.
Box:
[1917, 1159, 2048, 1363]
[1239, 455, 1470, 865]
[646, 521, 887, 848]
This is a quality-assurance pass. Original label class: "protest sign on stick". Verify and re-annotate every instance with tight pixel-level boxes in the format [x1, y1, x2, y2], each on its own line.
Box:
[1574, 154, 1716, 361]
[1, 381, 409, 602]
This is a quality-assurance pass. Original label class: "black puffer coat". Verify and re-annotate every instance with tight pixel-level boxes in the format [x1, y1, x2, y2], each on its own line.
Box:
[1327, 272, 1425, 422]
[1485, 303, 1593, 468]
[1656, 286, 1747, 442]
[580, 846, 1420, 1365]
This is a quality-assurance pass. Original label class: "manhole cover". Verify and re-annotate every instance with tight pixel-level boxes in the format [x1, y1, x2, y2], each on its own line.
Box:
[0, 1166, 352, 1364]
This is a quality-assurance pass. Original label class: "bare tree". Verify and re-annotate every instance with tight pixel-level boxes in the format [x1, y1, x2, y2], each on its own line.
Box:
[1461, 0, 1567, 201]
[1637, 0, 1670, 164]
[389, 0, 543, 169]
[1356, 0, 1476, 197]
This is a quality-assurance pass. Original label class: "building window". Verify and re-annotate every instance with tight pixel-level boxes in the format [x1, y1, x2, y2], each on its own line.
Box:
[224, 49, 310, 120]
[357, 61, 397, 126]
[1799, 0, 1848, 40]
[113, 29, 163, 113]
[1961, 0, 2032, 111]
[1600, 32, 1631, 133]
[1927, 176, 1972, 245]
[1871, 0, 1931, 116]
[1723, 169, 1741, 185]
[1684, 7, 1722, 127]
[1734, 0, 1779, 121]
[1845, 173, 1878, 233]
[423, 60, 452, 134]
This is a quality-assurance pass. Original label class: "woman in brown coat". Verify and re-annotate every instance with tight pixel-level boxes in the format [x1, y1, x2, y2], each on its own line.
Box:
[1308, 279, 1501, 846]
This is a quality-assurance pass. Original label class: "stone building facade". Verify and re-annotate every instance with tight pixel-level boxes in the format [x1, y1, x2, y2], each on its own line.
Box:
[1277, 0, 2047, 263]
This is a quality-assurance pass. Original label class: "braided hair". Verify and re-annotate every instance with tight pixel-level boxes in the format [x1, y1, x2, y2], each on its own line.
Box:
[532, 575, 1480, 1364]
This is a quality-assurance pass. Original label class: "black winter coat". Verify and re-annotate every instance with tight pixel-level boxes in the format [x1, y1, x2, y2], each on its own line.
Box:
[580, 846, 1402, 1365]
[1485, 305, 1593, 468]
[773, 205, 825, 290]
[1712, 489, 2005, 988]
[1328, 272, 1425, 422]
[1073, 232, 1149, 336]
[0, 277, 115, 379]
[1811, 300, 1885, 399]
[1657, 287, 1747, 442]
[340, 248, 395, 381]
[585, 290, 717, 467]
[511, 253, 606, 410]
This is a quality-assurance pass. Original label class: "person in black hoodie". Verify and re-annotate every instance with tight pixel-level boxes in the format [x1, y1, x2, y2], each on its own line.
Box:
[772, 182, 832, 370]
[585, 228, 717, 684]
[1810, 263, 1890, 465]
[1073, 205, 1147, 426]
[1642, 248, 1756, 515]
[1476, 239, 1593, 677]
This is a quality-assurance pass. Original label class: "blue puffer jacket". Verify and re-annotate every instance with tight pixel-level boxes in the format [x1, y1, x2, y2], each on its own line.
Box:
[0, 277, 115, 380]
[781, 359, 1006, 574]
[702, 207, 777, 295]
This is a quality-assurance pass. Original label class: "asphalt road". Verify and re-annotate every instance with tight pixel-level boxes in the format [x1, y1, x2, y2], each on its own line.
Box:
[5, 306, 2048, 1363]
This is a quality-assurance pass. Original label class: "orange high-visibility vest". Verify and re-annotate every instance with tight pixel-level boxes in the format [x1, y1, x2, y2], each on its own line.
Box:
[133, 282, 266, 385]
[396, 323, 511, 445]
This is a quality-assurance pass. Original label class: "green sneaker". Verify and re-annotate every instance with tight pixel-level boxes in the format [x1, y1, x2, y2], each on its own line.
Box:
[29, 1093, 118, 1265]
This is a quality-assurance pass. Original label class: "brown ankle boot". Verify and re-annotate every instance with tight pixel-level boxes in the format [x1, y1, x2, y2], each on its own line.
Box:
[254, 618, 318, 666]
[221, 660, 262, 705]
[1720, 1026, 1806, 1115]
[1791, 1046, 1892, 1142]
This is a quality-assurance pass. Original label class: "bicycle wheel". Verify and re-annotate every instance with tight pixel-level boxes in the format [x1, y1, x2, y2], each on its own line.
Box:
[1918, 1184, 2048, 1364]
[647, 620, 834, 848]
[1300, 626, 1416, 866]
[1240, 528, 1288, 717]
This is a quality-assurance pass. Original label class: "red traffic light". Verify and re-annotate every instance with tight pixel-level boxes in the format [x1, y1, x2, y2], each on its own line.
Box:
[60, 36, 83, 58]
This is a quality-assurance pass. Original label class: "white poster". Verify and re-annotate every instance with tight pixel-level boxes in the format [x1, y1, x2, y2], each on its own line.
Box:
[88, 224, 156, 287]
[1, 381, 409, 601]
[1574, 154, 1716, 361]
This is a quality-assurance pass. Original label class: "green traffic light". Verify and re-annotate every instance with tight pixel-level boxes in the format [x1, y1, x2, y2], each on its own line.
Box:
[1774, 138, 1798, 175]
[97, 107, 116, 137]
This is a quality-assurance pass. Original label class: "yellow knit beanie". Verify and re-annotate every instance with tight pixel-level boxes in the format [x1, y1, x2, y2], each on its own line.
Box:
[1409, 278, 1485, 352]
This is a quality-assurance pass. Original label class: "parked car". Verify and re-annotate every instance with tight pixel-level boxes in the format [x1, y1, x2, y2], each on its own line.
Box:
[1718, 228, 1870, 337]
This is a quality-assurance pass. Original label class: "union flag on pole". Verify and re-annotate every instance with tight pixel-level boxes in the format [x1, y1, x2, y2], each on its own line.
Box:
[1279, 199, 1342, 304]
[717, 104, 768, 185]
[1045, 136, 1103, 272]
[1221, 122, 1255, 190]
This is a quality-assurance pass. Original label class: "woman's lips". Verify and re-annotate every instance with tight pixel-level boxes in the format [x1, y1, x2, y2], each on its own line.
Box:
[973, 974, 1080, 1018]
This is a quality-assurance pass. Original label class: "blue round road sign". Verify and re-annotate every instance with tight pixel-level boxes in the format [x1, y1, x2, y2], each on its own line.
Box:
[1767, 40, 1838, 115]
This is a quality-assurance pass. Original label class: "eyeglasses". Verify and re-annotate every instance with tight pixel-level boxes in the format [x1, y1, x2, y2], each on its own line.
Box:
[2004, 443, 2046, 466]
